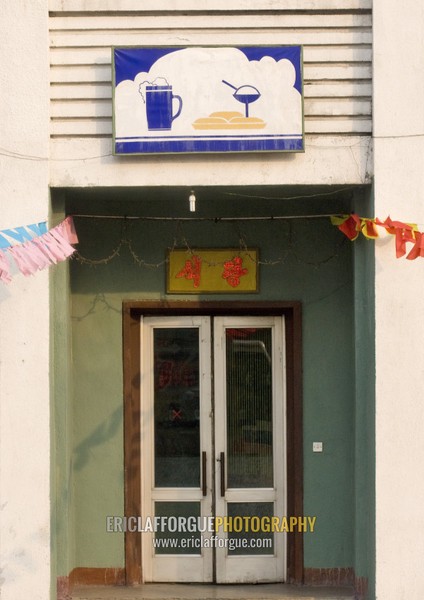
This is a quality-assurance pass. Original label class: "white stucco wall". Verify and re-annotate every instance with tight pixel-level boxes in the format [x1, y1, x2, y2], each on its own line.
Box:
[4, 1, 424, 598]
[373, 1, 424, 599]
[0, 2, 51, 599]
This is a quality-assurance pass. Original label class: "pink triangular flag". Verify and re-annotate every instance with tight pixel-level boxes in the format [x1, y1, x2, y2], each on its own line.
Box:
[61, 216, 79, 244]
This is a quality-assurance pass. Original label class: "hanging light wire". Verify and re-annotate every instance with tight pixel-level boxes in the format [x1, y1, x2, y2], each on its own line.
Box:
[70, 212, 346, 221]
[73, 215, 348, 269]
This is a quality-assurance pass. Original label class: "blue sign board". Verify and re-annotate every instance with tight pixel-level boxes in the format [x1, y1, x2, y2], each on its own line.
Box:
[112, 46, 304, 155]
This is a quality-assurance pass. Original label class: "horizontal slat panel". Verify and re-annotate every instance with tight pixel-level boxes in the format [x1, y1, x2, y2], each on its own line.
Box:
[50, 97, 371, 118]
[305, 64, 371, 80]
[305, 116, 371, 133]
[49, 5, 372, 141]
[50, 81, 372, 101]
[50, 30, 373, 48]
[51, 65, 111, 83]
[50, 14, 372, 30]
[51, 119, 112, 136]
[50, 116, 371, 136]
[49, 45, 373, 66]
[304, 81, 371, 98]
[51, 101, 112, 118]
[50, 47, 111, 65]
[305, 46, 372, 63]
[49, 0, 372, 13]
[305, 98, 371, 116]
[50, 83, 113, 99]
[50, 63, 371, 84]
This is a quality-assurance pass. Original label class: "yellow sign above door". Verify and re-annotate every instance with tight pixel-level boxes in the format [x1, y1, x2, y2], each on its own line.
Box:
[167, 249, 258, 293]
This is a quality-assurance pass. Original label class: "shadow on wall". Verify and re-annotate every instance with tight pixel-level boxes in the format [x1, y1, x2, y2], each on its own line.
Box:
[73, 406, 122, 471]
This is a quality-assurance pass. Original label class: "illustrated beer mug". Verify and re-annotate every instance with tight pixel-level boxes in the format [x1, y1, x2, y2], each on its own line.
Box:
[145, 85, 183, 131]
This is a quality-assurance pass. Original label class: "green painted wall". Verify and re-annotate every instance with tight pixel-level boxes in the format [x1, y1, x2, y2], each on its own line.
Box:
[52, 187, 373, 580]
[51, 195, 74, 586]
[352, 187, 375, 598]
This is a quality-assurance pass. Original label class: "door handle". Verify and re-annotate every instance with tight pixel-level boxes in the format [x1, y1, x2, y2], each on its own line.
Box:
[219, 452, 225, 497]
[202, 451, 207, 496]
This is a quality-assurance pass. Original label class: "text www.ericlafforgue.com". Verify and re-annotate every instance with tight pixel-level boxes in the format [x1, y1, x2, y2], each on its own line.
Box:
[152, 535, 272, 551]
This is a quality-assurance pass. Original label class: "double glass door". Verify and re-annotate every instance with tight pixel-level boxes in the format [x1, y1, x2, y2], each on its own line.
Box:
[141, 316, 286, 583]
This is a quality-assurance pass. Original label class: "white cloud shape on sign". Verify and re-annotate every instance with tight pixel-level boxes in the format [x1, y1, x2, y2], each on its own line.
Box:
[114, 47, 302, 137]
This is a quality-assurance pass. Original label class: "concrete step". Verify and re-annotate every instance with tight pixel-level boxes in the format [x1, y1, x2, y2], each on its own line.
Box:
[70, 583, 356, 600]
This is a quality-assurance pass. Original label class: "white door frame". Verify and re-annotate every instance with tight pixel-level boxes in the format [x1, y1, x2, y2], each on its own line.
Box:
[140, 315, 286, 583]
[214, 316, 286, 583]
[141, 316, 213, 582]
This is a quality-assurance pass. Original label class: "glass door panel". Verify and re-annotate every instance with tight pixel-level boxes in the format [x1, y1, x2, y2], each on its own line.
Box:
[227, 502, 274, 555]
[226, 327, 274, 488]
[154, 501, 202, 555]
[153, 327, 200, 488]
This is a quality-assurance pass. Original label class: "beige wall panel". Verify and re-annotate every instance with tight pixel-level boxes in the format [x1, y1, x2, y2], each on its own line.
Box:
[49, 0, 372, 12]
[48, 2, 372, 175]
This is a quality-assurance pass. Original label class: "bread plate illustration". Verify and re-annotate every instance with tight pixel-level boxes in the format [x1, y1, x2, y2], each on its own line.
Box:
[192, 111, 266, 130]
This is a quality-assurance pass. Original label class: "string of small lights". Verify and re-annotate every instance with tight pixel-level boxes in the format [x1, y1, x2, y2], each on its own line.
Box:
[73, 215, 349, 270]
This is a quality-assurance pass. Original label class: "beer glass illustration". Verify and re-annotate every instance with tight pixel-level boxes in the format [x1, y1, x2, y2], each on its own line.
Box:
[145, 84, 183, 131]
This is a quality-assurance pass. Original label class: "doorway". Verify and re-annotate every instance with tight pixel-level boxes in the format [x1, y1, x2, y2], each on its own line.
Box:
[140, 316, 286, 583]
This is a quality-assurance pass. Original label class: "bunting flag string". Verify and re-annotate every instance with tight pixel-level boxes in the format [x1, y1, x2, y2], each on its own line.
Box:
[331, 214, 424, 260]
[0, 217, 78, 284]
[1, 212, 421, 286]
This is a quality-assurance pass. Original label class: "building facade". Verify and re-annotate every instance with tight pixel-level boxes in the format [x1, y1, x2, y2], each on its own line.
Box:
[1, 2, 424, 600]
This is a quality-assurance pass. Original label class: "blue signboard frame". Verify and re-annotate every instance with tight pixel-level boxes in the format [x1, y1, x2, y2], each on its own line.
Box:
[112, 46, 304, 155]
